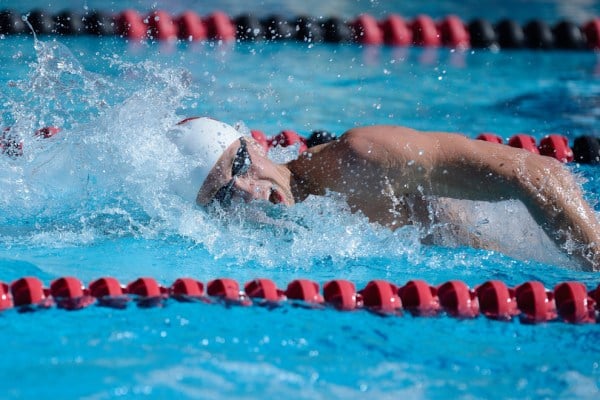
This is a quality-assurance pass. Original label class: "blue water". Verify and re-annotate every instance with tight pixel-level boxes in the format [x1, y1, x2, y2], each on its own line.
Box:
[1, 0, 600, 399]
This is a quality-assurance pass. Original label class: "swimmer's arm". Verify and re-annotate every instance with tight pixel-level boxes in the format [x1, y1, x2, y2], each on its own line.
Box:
[424, 131, 600, 271]
[507, 152, 600, 271]
[341, 126, 600, 270]
[339, 126, 521, 201]
[296, 126, 600, 269]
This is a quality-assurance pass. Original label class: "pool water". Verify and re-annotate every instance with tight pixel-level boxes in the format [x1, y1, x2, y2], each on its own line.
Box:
[1, 0, 600, 399]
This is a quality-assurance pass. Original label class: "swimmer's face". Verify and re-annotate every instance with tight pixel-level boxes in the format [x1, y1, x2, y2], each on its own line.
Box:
[197, 137, 295, 207]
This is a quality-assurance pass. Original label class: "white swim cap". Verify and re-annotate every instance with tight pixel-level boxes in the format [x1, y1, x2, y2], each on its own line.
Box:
[168, 117, 241, 203]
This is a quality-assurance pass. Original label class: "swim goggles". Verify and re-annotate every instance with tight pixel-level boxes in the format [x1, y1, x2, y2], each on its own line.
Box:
[211, 137, 252, 207]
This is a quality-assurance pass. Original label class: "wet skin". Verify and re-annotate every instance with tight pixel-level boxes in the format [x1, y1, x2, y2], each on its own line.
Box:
[197, 137, 295, 207]
[197, 125, 600, 271]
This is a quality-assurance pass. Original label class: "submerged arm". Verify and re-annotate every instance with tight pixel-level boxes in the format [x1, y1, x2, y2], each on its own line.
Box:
[414, 129, 600, 271]
[509, 152, 600, 270]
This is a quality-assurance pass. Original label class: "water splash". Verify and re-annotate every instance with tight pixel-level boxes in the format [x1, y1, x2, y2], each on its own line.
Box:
[196, 194, 424, 269]
[0, 39, 429, 270]
[0, 39, 194, 238]
[0, 39, 573, 270]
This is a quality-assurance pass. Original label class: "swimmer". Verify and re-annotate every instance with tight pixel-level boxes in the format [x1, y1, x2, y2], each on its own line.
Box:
[168, 117, 600, 271]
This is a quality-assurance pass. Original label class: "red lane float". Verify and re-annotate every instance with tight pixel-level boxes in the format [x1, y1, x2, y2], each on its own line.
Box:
[475, 280, 518, 320]
[411, 15, 441, 47]
[89, 277, 129, 308]
[127, 277, 164, 297]
[257, 128, 574, 165]
[439, 15, 470, 48]
[583, 18, 600, 50]
[10, 277, 54, 310]
[89, 277, 124, 297]
[258, 128, 575, 164]
[0, 282, 13, 311]
[169, 277, 205, 301]
[539, 134, 574, 162]
[476, 133, 504, 144]
[1, 276, 598, 324]
[379, 14, 412, 46]
[269, 130, 308, 153]
[554, 282, 596, 323]
[126, 277, 168, 307]
[352, 14, 384, 45]
[285, 279, 324, 304]
[398, 280, 440, 316]
[204, 12, 236, 41]
[176, 11, 207, 41]
[437, 280, 479, 318]
[207, 278, 239, 300]
[515, 281, 557, 323]
[1, 125, 60, 157]
[146, 10, 177, 41]
[477, 132, 575, 163]
[250, 130, 270, 153]
[116, 9, 147, 40]
[244, 278, 286, 302]
[207, 278, 251, 305]
[359, 280, 402, 314]
[508, 134, 540, 154]
[50, 276, 95, 310]
[323, 279, 362, 310]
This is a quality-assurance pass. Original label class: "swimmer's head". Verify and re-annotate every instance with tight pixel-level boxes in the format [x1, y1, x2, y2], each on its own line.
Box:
[168, 117, 241, 203]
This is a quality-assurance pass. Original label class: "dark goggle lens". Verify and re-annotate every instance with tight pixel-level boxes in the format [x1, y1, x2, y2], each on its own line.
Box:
[231, 138, 251, 176]
[211, 137, 252, 207]
[213, 180, 235, 207]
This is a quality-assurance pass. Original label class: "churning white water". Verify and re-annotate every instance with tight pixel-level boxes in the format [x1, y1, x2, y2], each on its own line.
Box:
[0, 38, 571, 269]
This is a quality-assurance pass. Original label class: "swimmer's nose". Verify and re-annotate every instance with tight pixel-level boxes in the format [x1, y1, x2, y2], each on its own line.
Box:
[232, 176, 273, 203]
[230, 178, 256, 203]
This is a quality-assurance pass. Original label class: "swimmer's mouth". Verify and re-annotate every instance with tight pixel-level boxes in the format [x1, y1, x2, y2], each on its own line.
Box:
[269, 188, 284, 205]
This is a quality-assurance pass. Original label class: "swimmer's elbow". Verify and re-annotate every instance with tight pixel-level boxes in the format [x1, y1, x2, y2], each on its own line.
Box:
[337, 128, 374, 162]
[339, 128, 368, 150]
[518, 154, 567, 192]
[339, 127, 400, 166]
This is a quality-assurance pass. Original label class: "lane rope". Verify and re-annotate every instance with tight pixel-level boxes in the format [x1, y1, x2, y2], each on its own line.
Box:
[0, 9, 599, 50]
[253, 128, 597, 164]
[2, 275, 599, 324]
[2, 124, 599, 165]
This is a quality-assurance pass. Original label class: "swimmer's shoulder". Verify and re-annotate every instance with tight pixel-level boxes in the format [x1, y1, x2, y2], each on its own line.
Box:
[290, 124, 461, 173]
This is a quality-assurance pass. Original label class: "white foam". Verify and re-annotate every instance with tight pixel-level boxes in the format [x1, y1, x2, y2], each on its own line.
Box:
[0, 39, 578, 270]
